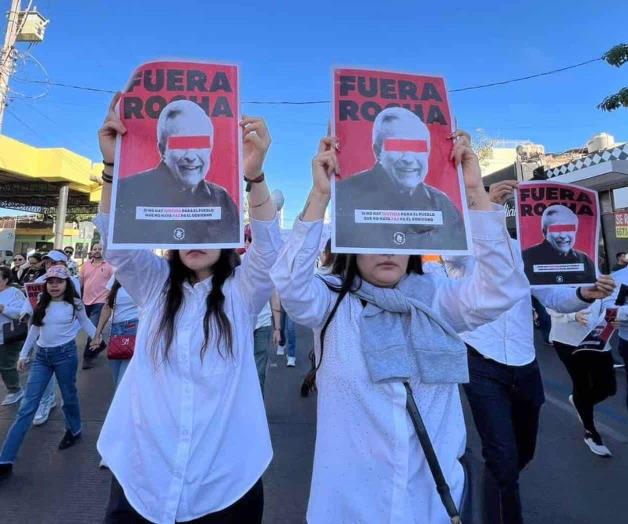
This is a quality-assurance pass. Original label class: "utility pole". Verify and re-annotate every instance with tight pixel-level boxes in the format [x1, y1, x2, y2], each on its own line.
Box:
[0, 0, 21, 133]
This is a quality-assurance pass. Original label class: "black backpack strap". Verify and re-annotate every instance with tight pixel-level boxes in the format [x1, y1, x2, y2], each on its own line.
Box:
[403, 381, 462, 524]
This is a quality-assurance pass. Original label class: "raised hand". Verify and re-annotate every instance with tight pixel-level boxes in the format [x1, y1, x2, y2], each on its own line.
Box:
[450, 130, 491, 211]
[98, 92, 126, 164]
[489, 180, 518, 205]
[579, 274, 616, 301]
[311, 137, 339, 197]
[240, 116, 271, 180]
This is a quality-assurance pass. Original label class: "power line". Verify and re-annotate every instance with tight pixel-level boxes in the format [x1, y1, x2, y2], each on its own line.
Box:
[15, 55, 604, 104]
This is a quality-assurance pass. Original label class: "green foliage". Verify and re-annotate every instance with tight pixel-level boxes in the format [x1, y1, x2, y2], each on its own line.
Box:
[598, 88, 628, 112]
[603, 43, 628, 67]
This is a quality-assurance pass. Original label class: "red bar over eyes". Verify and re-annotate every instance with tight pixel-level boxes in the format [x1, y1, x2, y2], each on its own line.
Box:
[168, 136, 212, 149]
[383, 139, 428, 153]
[548, 224, 577, 233]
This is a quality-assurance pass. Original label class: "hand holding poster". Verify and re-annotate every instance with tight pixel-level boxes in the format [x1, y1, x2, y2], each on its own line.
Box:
[577, 308, 617, 352]
[24, 282, 45, 309]
[516, 181, 599, 287]
[109, 60, 242, 249]
[332, 68, 470, 254]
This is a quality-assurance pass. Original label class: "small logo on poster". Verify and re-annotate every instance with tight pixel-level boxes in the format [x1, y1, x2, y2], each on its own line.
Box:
[173, 228, 185, 241]
[393, 232, 406, 245]
[556, 275, 564, 283]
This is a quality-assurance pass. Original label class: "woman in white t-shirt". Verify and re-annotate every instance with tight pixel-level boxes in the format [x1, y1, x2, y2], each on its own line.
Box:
[549, 300, 616, 457]
[0, 266, 26, 406]
[0, 266, 96, 479]
[91, 277, 139, 388]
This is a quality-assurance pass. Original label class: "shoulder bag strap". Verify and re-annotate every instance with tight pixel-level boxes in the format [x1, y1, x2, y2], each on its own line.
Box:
[403, 381, 462, 524]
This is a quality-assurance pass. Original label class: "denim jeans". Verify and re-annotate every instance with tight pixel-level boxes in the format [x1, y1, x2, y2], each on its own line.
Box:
[108, 360, 130, 389]
[286, 317, 297, 358]
[0, 341, 81, 464]
[39, 374, 57, 408]
[463, 347, 545, 524]
[253, 326, 272, 392]
[83, 302, 105, 358]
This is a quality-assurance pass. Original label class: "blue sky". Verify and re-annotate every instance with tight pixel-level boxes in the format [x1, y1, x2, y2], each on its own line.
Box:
[4, 0, 627, 223]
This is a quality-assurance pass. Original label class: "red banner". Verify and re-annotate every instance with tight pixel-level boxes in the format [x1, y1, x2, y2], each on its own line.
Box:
[516, 181, 599, 287]
[24, 282, 45, 309]
[332, 68, 469, 254]
[109, 60, 242, 249]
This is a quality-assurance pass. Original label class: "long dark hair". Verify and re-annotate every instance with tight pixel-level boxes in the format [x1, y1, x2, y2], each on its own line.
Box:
[107, 280, 122, 309]
[301, 254, 423, 397]
[154, 249, 240, 363]
[32, 278, 79, 327]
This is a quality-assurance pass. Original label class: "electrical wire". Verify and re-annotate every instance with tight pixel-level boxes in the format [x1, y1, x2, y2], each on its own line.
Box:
[15, 54, 605, 103]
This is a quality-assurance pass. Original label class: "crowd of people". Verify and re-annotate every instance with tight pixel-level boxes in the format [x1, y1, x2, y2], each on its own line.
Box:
[0, 97, 626, 524]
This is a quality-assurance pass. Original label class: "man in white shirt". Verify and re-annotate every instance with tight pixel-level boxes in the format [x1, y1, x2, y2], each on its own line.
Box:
[63, 246, 79, 277]
[454, 182, 616, 524]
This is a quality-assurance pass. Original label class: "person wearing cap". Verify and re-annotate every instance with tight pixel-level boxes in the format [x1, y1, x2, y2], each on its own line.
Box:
[335, 106, 466, 251]
[0, 266, 96, 480]
[18, 250, 82, 426]
[522, 205, 596, 286]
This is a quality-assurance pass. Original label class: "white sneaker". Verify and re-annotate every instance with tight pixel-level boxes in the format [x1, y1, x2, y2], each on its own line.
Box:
[1, 390, 24, 406]
[286, 356, 296, 367]
[276, 345, 285, 356]
[33, 399, 56, 426]
[584, 431, 612, 457]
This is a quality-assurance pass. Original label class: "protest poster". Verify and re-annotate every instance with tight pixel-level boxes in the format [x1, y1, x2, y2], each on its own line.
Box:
[515, 181, 599, 287]
[576, 308, 617, 352]
[108, 60, 242, 249]
[24, 282, 45, 309]
[331, 67, 471, 254]
[615, 211, 628, 239]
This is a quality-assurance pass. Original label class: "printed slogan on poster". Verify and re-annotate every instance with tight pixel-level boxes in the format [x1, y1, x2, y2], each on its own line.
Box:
[516, 181, 599, 287]
[332, 68, 471, 255]
[108, 60, 242, 249]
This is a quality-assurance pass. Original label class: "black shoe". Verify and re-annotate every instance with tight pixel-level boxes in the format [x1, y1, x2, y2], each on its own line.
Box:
[0, 463, 12, 480]
[58, 430, 81, 450]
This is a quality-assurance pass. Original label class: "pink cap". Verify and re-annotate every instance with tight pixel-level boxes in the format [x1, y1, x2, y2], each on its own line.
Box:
[44, 266, 70, 281]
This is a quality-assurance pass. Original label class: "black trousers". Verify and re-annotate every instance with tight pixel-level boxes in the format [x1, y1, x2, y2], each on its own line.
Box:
[553, 341, 616, 433]
[618, 337, 628, 413]
[104, 476, 264, 524]
[463, 347, 545, 524]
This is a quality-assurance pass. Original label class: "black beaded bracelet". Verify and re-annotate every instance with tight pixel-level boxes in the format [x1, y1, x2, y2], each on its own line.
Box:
[103, 160, 114, 167]
[101, 170, 113, 184]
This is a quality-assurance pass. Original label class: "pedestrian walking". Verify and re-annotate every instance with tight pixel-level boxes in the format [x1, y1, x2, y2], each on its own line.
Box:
[20, 253, 45, 285]
[0, 266, 27, 406]
[96, 95, 278, 523]
[80, 242, 113, 369]
[90, 278, 138, 389]
[0, 266, 95, 480]
[272, 134, 529, 523]
[10, 254, 26, 283]
[455, 180, 616, 524]
[549, 303, 616, 457]
[18, 250, 82, 427]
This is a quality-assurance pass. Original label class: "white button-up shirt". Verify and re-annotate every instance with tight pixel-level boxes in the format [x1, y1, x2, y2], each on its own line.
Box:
[453, 242, 590, 366]
[271, 207, 528, 524]
[94, 213, 281, 524]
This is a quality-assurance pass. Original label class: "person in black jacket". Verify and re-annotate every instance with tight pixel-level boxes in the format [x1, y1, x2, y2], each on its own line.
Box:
[335, 107, 466, 251]
[113, 100, 239, 245]
[523, 204, 596, 285]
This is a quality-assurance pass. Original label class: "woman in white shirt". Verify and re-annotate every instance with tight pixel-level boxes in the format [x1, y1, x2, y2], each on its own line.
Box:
[0, 266, 26, 406]
[0, 266, 95, 479]
[272, 135, 528, 523]
[96, 95, 280, 523]
[549, 302, 616, 457]
[91, 278, 139, 388]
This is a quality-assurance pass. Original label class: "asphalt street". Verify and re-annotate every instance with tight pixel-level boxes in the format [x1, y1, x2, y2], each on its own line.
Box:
[0, 327, 626, 523]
